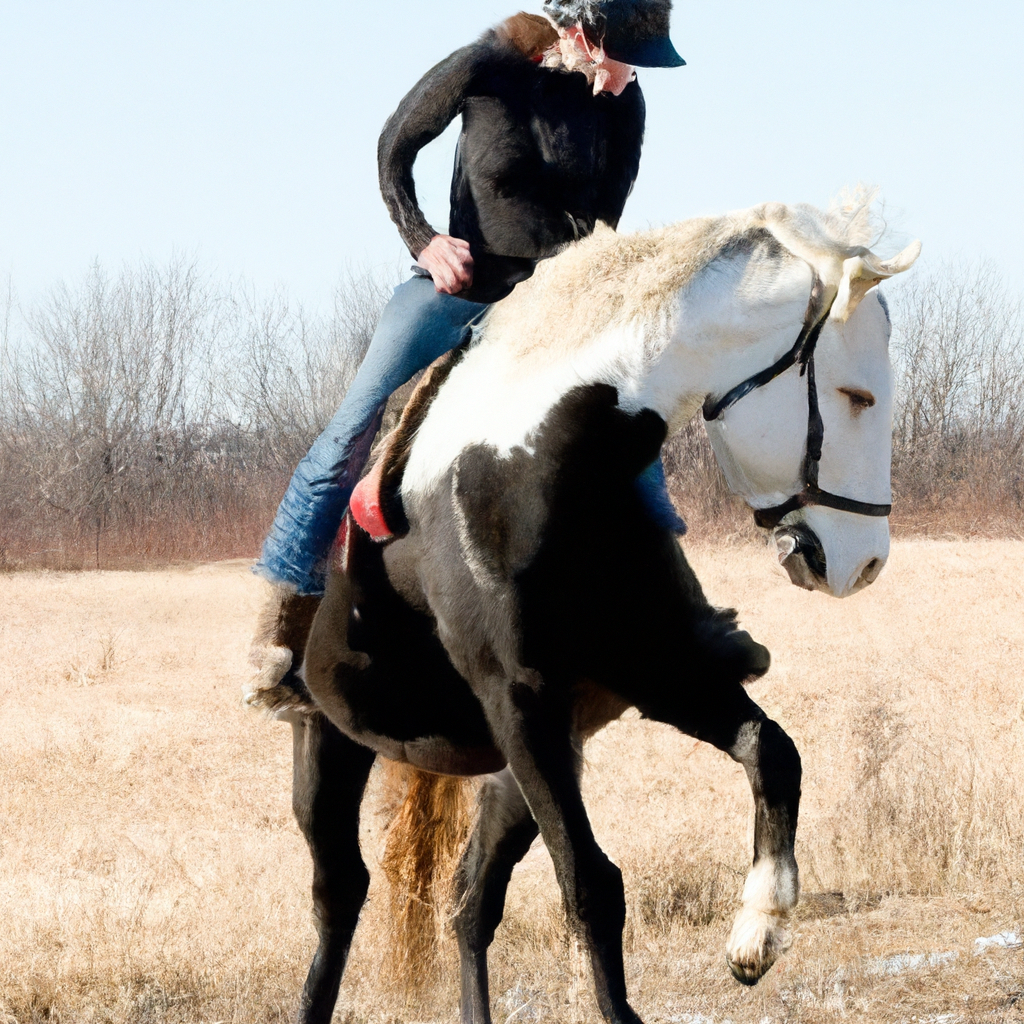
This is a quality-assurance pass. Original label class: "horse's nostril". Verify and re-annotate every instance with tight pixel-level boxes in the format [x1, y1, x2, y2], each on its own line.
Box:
[856, 557, 884, 588]
[851, 561, 884, 593]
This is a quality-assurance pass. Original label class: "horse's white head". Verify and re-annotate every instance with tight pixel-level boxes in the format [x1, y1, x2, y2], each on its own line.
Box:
[704, 240, 921, 597]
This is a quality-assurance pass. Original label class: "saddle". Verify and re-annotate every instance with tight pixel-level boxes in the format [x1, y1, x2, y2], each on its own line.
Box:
[345, 336, 687, 545]
[347, 348, 462, 543]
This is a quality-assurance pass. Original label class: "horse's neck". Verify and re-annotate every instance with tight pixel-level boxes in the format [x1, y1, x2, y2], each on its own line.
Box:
[401, 255, 815, 498]
[622, 255, 819, 433]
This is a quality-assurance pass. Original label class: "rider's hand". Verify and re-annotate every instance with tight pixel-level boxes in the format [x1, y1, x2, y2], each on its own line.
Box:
[416, 235, 474, 295]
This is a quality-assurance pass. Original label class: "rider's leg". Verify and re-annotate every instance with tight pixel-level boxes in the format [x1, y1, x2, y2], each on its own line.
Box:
[256, 275, 488, 596]
[244, 277, 486, 709]
[634, 457, 686, 534]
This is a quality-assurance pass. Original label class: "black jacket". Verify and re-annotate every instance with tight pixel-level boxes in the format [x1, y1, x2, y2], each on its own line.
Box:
[378, 16, 646, 304]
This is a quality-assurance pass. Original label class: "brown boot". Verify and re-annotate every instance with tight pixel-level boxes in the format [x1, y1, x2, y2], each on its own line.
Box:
[244, 579, 321, 714]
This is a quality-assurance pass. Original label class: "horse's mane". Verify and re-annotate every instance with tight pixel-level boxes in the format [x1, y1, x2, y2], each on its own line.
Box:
[481, 187, 883, 358]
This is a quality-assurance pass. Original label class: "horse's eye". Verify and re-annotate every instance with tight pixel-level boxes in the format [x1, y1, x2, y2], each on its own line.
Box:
[838, 387, 875, 413]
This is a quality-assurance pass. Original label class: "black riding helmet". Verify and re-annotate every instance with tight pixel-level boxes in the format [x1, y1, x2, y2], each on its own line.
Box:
[543, 0, 685, 68]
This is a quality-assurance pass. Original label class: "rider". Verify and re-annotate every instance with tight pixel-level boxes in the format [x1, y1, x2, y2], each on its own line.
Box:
[247, 0, 685, 706]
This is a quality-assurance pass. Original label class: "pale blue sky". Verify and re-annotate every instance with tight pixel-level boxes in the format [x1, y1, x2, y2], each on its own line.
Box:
[1, 0, 1021, 308]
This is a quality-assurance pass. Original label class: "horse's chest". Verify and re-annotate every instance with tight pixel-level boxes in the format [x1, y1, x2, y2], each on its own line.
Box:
[405, 382, 668, 598]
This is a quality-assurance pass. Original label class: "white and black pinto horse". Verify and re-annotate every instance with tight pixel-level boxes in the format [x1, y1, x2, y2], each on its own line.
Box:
[275, 201, 919, 1024]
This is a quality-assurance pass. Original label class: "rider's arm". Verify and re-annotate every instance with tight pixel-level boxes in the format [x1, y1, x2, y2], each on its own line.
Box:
[377, 44, 482, 261]
[594, 82, 646, 229]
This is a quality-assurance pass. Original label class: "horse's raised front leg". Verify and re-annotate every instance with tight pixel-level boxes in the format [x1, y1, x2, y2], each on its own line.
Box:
[289, 710, 376, 1024]
[645, 682, 801, 985]
[722, 708, 801, 983]
[478, 678, 642, 1024]
[453, 767, 539, 1024]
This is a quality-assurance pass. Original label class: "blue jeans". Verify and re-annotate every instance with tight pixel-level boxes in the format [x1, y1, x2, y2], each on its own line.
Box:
[256, 275, 489, 595]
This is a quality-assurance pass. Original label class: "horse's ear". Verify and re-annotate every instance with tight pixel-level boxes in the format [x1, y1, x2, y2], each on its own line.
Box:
[831, 239, 922, 321]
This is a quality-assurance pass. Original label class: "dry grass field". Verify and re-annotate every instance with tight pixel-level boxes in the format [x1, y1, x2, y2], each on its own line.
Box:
[1, 540, 1022, 1024]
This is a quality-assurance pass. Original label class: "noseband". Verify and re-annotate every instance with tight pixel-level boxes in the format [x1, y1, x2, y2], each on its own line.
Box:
[702, 275, 892, 531]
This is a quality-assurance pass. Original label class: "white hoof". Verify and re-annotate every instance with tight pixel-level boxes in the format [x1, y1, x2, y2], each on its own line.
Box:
[725, 906, 792, 985]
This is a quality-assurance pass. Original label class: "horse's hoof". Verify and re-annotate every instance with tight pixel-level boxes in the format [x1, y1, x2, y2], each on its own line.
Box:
[726, 955, 766, 986]
[725, 907, 791, 985]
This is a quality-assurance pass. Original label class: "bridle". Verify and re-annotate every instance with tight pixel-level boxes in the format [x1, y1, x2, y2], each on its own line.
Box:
[702, 274, 892, 531]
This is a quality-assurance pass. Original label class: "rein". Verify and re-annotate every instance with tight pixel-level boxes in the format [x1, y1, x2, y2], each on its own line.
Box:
[702, 275, 892, 531]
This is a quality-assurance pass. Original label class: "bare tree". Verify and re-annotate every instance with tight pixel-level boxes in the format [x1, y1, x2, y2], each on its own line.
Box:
[0, 257, 396, 568]
[228, 265, 393, 466]
[888, 261, 1024, 509]
[0, 256, 219, 565]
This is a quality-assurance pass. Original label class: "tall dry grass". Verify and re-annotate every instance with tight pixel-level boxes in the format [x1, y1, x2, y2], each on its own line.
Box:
[1, 542, 1021, 1023]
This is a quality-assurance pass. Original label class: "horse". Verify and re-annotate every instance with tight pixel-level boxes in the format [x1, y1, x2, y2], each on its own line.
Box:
[272, 198, 920, 1024]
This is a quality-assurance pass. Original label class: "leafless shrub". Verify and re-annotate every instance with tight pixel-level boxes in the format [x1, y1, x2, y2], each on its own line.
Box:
[0, 259, 394, 568]
[888, 262, 1024, 532]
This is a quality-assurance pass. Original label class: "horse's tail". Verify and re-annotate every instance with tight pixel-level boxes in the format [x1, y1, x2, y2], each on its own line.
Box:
[379, 760, 473, 991]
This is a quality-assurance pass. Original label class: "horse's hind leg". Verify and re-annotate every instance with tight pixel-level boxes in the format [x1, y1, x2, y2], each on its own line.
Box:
[453, 767, 539, 1024]
[289, 711, 376, 1024]
[477, 681, 641, 1024]
[646, 684, 801, 985]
